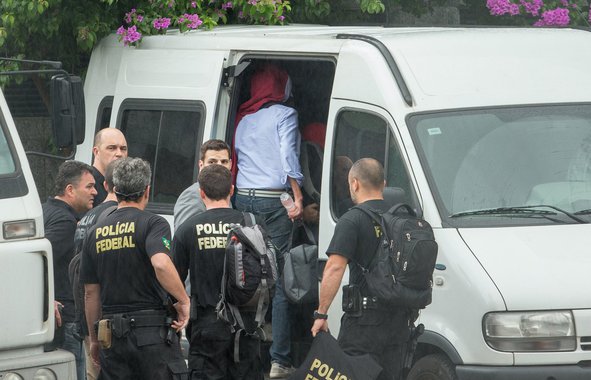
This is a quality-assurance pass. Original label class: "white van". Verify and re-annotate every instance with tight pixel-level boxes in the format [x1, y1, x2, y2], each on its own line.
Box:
[0, 87, 76, 378]
[79, 26, 591, 379]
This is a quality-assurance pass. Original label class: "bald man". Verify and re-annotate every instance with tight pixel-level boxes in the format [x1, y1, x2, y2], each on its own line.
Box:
[312, 158, 410, 380]
[91, 128, 128, 207]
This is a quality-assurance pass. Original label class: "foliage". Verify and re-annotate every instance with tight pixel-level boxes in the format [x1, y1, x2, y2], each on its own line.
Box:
[486, 0, 591, 26]
[0, 0, 495, 74]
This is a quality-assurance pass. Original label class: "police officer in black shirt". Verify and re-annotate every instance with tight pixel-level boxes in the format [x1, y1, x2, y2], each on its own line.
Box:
[311, 158, 410, 380]
[172, 164, 264, 380]
[81, 157, 190, 380]
[43, 160, 97, 380]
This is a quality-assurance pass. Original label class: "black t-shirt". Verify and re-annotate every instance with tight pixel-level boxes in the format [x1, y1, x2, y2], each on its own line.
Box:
[326, 199, 389, 294]
[74, 200, 118, 256]
[80, 207, 171, 314]
[91, 166, 107, 208]
[172, 208, 246, 308]
[43, 197, 79, 323]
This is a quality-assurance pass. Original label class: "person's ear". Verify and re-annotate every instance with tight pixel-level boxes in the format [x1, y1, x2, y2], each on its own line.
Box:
[199, 188, 206, 200]
[144, 186, 151, 201]
[92, 146, 99, 157]
[198, 160, 204, 170]
[230, 184, 234, 197]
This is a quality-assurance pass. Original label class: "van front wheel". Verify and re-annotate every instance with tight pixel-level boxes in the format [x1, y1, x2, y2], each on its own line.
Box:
[406, 353, 458, 380]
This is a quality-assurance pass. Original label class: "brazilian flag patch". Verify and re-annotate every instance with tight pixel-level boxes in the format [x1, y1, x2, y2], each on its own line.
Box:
[162, 236, 171, 250]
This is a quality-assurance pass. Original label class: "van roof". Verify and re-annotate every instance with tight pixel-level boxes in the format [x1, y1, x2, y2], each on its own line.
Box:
[99, 25, 591, 109]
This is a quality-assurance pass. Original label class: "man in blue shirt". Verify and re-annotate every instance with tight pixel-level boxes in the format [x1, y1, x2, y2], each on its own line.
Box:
[234, 63, 303, 378]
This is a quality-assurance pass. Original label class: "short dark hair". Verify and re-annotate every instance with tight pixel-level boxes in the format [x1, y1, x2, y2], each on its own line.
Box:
[103, 160, 120, 193]
[350, 158, 384, 191]
[54, 160, 93, 196]
[113, 157, 151, 202]
[200, 139, 231, 161]
[198, 164, 232, 201]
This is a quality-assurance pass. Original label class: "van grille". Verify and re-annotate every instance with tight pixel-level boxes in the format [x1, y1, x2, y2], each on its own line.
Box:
[581, 337, 591, 351]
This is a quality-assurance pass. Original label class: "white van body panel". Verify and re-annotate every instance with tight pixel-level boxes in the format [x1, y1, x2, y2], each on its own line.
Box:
[0, 86, 75, 378]
[458, 225, 591, 311]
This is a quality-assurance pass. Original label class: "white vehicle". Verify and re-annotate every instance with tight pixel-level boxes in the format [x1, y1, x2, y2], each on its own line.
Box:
[79, 26, 591, 379]
[0, 69, 80, 379]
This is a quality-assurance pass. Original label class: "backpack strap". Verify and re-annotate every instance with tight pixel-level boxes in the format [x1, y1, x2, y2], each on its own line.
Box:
[388, 203, 416, 217]
[242, 212, 256, 227]
[351, 205, 390, 272]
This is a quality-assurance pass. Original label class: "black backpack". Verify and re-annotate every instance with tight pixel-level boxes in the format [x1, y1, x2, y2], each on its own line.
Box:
[353, 203, 438, 309]
[216, 212, 278, 352]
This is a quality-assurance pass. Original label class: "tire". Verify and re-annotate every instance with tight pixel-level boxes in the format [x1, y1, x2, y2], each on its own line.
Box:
[406, 353, 458, 380]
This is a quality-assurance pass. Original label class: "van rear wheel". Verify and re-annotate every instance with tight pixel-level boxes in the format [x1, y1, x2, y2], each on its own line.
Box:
[406, 353, 458, 380]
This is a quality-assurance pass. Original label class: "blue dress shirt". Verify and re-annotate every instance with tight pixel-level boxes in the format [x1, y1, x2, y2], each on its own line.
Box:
[235, 104, 304, 189]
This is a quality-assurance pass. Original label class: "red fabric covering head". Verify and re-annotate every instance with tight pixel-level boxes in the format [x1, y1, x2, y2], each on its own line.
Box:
[235, 63, 291, 127]
[302, 122, 326, 149]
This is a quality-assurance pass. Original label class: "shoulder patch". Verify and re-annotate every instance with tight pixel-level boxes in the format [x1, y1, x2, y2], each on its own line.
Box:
[162, 236, 171, 250]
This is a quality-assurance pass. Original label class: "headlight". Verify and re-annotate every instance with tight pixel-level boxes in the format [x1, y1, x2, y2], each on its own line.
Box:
[484, 311, 575, 352]
[3, 373, 24, 380]
[34, 369, 57, 380]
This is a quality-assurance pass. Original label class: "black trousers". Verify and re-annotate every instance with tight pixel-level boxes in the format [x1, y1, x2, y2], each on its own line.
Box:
[99, 315, 188, 380]
[188, 306, 263, 380]
[337, 310, 409, 380]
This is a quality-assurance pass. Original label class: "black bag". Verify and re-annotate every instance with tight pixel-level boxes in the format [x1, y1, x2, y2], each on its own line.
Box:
[353, 203, 438, 309]
[216, 212, 278, 353]
[289, 331, 382, 380]
[283, 223, 318, 304]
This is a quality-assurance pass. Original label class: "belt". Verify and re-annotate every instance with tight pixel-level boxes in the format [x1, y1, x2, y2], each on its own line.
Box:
[236, 188, 285, 198]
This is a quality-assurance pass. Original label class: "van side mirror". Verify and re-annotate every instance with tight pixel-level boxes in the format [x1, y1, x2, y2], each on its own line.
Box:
[50, 75, 85, 148]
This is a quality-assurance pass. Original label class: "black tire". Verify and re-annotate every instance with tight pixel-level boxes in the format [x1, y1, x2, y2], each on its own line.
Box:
[406, 353, 458, 380]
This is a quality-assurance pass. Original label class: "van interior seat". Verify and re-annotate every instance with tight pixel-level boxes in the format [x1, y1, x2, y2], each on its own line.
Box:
[383, 186, 406, 208]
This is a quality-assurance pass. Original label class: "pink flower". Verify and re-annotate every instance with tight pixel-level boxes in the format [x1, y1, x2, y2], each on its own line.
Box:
[534, 7, 570, 26]
[117, 26, 126, 35]
[248, 0, 257, 5]
[487, 0, 520, 16]
[278, 15, 285, 21]
[153, 17, 171, 30]
[191, 1, 197, 7]
[124, 9, 136, 23]
[222, 1, 233, 9]
[520, 0, 542, 16]
[124, 25, 142, 45]
[137, 15, 144, 22]
[180, 13, 203, 29]
[238, 10, 244, 18]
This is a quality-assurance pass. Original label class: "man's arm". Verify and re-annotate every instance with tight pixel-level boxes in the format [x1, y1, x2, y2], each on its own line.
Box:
[84, 283, 101, 370]
[151, 253, 191, 331]
[311, 253, 349, 337]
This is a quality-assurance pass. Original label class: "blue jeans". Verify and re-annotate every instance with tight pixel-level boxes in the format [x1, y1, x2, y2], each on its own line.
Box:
[234, 194, 294, 366]
[62, 322, 85, 380]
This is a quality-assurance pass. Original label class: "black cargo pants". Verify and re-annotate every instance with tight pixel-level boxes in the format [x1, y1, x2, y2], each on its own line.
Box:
[99, 310, 188, 380]
[188, 305, 263, 380]
[337, 309, 409, 380]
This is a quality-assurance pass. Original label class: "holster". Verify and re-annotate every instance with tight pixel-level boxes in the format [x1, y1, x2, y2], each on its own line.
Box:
[97, 319, 112, 349]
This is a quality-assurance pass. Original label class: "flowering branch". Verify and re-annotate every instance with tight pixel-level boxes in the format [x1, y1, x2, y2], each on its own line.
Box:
[116, 0, 290, 46]
[486, 0, 591, 26]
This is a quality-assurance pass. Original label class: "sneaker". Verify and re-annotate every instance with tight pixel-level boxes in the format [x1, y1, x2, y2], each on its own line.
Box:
[269, 362, 295, 379]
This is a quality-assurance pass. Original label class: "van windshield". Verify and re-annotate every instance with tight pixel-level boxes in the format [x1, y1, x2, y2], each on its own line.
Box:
[0, 122, 16, 175]
[409, 104, 591, 227]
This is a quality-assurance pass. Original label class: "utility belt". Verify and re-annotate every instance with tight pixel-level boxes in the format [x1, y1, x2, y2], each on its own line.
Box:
[342, 284, 386, 316]
[236, 188, 286, 198]
[95, 309, 171, 349]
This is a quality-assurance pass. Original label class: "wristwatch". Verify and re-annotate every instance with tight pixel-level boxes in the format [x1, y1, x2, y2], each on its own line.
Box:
[313, 310, 328, 320]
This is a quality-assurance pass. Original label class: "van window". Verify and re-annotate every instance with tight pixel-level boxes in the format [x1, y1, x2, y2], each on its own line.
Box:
[119, 101, 203, 212]
[331, 110, 414, 218]
[95, 97, 113, 133]
[0, 123, 16, 175]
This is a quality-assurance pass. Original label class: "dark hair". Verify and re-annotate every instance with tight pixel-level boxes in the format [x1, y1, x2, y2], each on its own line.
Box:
[103, 160, 120, 193]
[54, 160, 93, 196]
[200, 139, 231, 161]
[350, 158, 384, 191]
[113, 157, 151, 202]
[198, 164, 232, 201]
